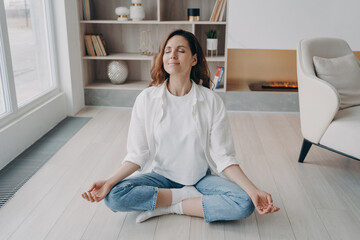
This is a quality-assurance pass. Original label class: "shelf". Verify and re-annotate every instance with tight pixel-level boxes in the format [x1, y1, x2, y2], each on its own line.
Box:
[83, 53, 154, 60]
[83, 53, 224, 61]
[80, 20, 159, 24]
[80, 20, 227, 25]
[213, 88, 225, 93]
[206, 56, 226, 62]
[159, 21, 227, 25]
[85, 80, 149, 90]
[85, 80, 226, 92]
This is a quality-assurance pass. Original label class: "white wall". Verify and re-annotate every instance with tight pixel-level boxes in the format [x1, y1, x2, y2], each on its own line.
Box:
[228, 0, 360, 50]
[53, 0, 84, 115]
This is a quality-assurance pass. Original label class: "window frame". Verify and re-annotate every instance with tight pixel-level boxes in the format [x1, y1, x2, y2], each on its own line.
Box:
[0, 0, 60, 129]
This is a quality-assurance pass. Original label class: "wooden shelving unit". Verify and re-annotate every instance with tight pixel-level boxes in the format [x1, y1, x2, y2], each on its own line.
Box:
[78, 0, 228, 93]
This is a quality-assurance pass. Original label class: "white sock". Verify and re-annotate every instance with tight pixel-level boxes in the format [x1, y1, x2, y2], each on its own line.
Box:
[136, 202, 183, 223]
[171, 186, 202, 205]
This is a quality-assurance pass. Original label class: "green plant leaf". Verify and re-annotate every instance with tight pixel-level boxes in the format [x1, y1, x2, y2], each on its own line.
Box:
[206, 29, 218, 39]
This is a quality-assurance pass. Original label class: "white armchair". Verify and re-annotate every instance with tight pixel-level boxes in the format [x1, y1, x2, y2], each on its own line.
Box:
[297, 38, 360, 162]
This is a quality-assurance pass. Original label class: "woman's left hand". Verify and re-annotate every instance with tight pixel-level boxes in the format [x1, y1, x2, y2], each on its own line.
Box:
[250, 189, 280, 215]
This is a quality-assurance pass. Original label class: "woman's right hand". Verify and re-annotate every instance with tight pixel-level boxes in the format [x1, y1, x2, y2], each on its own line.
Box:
[82, 180, 112, 203]
[82, 162, 139, 203]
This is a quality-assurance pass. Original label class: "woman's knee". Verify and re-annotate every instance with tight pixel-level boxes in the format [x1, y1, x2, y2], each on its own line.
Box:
[241, 197, 255, 218]
[203, 193, 255, 222]
[229, 192, 255, 219]
[104, 181, 134, 212]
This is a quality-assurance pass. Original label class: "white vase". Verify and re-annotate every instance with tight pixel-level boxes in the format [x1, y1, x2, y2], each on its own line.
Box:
[206, 38, 218, 51]
[115, 7, 129, 21]
[130, 0, 145, 21]
[107, 60, 128, 84]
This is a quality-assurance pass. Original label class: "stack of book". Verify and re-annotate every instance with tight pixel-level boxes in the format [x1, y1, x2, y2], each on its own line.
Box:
[84, 34, 108, 56]
[82, 0, 94, 20]
[214, 66, 225, 89]
[210, 0, 227, 22]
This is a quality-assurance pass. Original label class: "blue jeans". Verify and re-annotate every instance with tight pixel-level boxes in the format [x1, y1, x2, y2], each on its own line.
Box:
[104, 170, 255, 222]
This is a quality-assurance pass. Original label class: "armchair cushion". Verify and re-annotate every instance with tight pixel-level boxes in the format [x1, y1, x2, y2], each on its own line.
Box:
[320, 105, 360, 159]
[313, 53, 360, 109]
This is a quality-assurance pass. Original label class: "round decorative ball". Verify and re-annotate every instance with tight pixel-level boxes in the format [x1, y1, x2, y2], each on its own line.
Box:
[107, 60, 128, 84]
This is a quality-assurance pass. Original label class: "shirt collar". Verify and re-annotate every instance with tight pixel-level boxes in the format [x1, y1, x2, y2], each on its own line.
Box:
[151, 79, 205, 103]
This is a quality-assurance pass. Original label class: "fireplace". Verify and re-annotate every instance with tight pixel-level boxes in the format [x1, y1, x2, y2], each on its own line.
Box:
[224, 49, 300, 112]
[249, 80, 298, 92]
[226, 49, 298, 92]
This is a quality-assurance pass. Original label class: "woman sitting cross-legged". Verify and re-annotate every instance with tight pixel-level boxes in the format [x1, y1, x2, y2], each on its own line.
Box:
[82, 29, 280, 223]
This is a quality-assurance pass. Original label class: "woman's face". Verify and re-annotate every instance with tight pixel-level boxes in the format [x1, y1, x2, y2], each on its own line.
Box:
[162, 35, 197, 78]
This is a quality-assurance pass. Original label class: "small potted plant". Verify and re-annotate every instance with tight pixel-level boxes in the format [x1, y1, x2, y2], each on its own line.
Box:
[206, 29, 218, 56]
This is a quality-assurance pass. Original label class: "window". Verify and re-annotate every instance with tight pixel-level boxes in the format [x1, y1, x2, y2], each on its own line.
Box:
[0, 0, 67, 170]
[0, 0, 57, 122]
[4, 0, 55, 107]
[0, 62, 7, 116]
[0, 8, 11, 118]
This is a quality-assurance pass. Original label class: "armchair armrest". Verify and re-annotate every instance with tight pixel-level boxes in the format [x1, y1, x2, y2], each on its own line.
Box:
[297, 56, 340, 144]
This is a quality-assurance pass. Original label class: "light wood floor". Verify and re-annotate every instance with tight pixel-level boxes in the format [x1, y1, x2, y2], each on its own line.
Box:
[1, 107, 360, 240]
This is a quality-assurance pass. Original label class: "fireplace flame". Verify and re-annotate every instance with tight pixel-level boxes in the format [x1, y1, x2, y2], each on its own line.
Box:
[262, 81, 298, 89]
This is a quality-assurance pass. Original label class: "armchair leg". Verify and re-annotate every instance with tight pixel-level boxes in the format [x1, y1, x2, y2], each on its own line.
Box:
[298, 139, 312, 163]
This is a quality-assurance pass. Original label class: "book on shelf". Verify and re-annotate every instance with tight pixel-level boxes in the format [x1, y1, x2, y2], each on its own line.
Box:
[210, 0, 227, 22]
[83, 0, 94, 20]
[218, 0, 227, 21]
[214, 66, 225, 89]
[210, 0, 221, 21]
[214, 0, 224, 22]
[97, 34, 108, 56]
[82, 0, 86, 20]
[91, 35, 103, 56]
[84, 35, 96, 56]
[209, 0, 217, 21]
[84, 34, 108, 56]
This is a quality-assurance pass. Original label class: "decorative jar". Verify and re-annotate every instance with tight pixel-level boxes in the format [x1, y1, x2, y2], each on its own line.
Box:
[130, 0, 145, 21]
[115, 7, 129, 21]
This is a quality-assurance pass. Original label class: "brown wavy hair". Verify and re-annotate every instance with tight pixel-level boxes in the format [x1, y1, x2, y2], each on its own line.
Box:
[148, 29, 212, 89]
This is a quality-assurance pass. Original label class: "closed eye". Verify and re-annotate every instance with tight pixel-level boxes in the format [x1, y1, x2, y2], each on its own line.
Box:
[164, 47, 186, 54]
[164, 47, 171, 54]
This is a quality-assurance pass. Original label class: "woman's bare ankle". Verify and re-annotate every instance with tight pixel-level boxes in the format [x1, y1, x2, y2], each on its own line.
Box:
[155, 188, 172, 208]
[182, 197, 204, 218]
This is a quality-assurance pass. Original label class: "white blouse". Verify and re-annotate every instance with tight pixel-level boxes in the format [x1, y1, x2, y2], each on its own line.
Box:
[123, 80, 239, 179]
